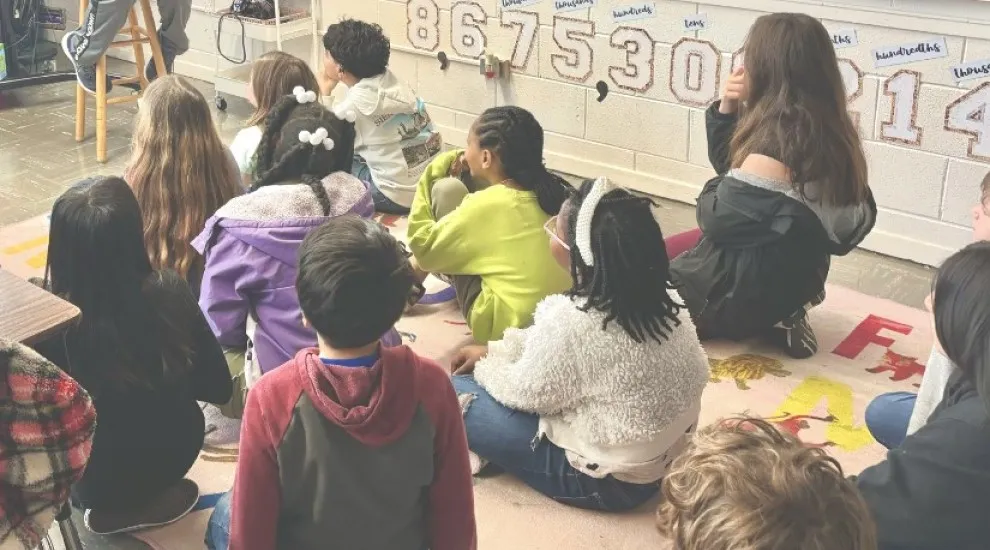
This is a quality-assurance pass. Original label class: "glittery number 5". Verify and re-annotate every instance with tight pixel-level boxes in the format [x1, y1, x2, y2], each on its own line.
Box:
[408, 0, 440, 52]
[609, 27, 655, 93]
[551, 16, 595, 83]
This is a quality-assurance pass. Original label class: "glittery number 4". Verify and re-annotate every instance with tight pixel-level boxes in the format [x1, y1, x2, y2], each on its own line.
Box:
[609, 27, 654, 93]
[407, 0, 440, 52]
[451, 2, 487, 59]
[945, 82, 990, 162]
[551, 16, 595, 83]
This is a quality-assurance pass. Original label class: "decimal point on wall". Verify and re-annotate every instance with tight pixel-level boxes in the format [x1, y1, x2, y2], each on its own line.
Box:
[437, 51, 449, 71]
[596, 81, 609, 102]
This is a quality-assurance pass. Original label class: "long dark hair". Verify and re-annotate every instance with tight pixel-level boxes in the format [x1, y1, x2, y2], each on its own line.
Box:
[933, 242, 990, 399]
[731, 13, 868, 207]
[44, 177, 192, 393]
[252, 96, 357, 215]
[472, 106, 569, 215]
[563, 180, 682, 343]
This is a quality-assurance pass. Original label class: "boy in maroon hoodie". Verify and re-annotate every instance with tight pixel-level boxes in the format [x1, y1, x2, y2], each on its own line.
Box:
[205, 215, 476, 550]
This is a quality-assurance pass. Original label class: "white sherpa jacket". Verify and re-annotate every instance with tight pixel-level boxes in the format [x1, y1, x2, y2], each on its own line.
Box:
[473, 292, 709, 484]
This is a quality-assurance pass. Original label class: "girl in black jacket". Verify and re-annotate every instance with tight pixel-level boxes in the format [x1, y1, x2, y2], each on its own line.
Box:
[669, 13, 876, 358]
[36, 176, 233, 535]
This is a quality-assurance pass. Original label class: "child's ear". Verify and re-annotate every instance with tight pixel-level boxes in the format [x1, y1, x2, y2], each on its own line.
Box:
[481, 150, 493, 169]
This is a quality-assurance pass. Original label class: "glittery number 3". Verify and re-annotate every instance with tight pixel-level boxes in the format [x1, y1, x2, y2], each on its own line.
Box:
[609, 27, 655, 93]
[407, 0, 440, 52]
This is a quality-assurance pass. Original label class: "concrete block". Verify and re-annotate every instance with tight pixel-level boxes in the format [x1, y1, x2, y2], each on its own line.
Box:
[496, 73, 587, 137]
[864, 140, 948, 218]
[942, 159, 989, 225]
[585, 90, 690, 159]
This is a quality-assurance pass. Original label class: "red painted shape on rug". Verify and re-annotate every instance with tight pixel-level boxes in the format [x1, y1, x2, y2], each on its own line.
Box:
[867, 349, 926, 383]
[749, 413, 837, 449]
[832, 314, 913, 360]
[376, 214, 401, 227]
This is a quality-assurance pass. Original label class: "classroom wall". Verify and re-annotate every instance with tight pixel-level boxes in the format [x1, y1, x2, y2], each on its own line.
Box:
[321, 0, 990, 267]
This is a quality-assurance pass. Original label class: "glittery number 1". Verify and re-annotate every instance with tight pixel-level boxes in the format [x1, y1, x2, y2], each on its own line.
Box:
[408, 0, 440, 52]
[945, 83, 990, 162]
[609, 27, 655, 93]
[881, 71, 922, 145]
[451, 2, 487, 59]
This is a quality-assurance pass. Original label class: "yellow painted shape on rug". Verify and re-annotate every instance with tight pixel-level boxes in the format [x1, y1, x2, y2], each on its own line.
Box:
[2, 235, 47, 255]
[773, 376, 874, 452]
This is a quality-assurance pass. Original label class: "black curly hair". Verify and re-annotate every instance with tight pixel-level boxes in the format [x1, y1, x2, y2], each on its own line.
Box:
[472, 106, 570, 216]
[252, 95, 356, 215]
[562, 180, 682, 344]
[322, 19, 391, 79]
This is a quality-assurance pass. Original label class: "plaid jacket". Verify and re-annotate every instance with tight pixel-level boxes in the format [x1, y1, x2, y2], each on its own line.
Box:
[0, 339, 96, 549]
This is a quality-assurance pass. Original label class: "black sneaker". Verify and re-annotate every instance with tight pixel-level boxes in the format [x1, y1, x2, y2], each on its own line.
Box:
[145, 35, 177, 82]
[60, 31, 112, 95]
[774, 312, 819, 359]
[83, 478, 199, 535]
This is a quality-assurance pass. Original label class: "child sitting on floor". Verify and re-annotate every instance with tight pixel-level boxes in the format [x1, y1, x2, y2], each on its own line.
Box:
[205, 215, 475, 550]
[408, 106, 572, 343]
[36, 176, 232, 535]
[320, 19, 442, 214]
[668, 13, 876, 359]
[657, 417, 877, 550]
[449, 178, 709, 512]
[193, 90, 400, 416]
[127, 75, 242, 297]
[229, 51, 321, 184]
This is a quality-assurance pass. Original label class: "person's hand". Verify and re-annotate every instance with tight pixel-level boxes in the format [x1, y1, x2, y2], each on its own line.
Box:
[448, 153, 468, 178]
[719, 66, 747, 115]
[451, 345, 488, 375]
[318, 66, 338, 96]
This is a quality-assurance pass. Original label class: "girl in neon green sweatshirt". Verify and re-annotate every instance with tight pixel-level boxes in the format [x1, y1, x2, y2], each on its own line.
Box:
[407, 107, 572, 343]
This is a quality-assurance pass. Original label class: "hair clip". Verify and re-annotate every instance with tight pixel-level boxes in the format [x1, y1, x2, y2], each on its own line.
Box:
[331, 104, 357, 123]
[298, 128, 335, 151]
[293, 86, 318, 104]
[575, 177, 616, 267]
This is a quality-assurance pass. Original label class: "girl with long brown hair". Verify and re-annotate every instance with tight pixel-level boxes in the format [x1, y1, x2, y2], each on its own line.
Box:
[127, 74, 242, 296]
[668, 13, 876, 359]
[229, 51, 321, 184]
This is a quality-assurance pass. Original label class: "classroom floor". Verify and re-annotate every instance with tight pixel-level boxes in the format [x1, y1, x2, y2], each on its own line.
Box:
[0, 65, 935, 549]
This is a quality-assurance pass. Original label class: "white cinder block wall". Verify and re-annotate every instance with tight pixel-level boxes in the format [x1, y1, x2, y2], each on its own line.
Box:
[54, 0, 990, 266]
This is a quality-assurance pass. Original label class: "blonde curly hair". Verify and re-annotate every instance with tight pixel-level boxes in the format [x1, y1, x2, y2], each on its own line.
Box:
[656, 417, 877, 550]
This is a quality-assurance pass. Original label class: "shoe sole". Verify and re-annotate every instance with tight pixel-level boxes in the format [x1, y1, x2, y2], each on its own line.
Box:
[60, 32, 97, 96]
[82, 482, 199, 535]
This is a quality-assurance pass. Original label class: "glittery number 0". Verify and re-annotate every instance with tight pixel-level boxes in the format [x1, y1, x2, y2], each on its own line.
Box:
[408, 0, 440, 52]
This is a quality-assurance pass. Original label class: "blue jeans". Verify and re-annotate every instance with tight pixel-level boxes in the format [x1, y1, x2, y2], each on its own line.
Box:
[865, 391, 917, 449]
[205, 490, 231, 550]
[351, 156, 410, 215]
[451, 375, 659, 512]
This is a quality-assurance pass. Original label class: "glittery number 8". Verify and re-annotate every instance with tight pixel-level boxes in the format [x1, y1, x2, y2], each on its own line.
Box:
[408, 0, 440, 52]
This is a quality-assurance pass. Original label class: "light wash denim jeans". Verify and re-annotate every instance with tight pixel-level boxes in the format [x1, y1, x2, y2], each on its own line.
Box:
[351, 156, 410, 215]
[451, 375, 658, 512]
[205, 490, 231, 550]
[865, 391, 917, 449]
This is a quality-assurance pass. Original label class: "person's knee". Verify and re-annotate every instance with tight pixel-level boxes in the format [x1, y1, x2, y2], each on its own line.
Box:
[432, 177, 470, 219]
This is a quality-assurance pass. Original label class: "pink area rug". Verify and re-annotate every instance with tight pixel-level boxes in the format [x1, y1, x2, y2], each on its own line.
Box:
[1, 213, 934, 549]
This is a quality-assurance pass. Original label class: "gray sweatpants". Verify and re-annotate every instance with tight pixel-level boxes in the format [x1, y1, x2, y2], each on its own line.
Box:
[70, 0, 190, 68]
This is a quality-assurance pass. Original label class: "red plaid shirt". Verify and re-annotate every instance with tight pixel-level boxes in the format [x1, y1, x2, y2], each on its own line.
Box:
[0, 340, 96, 549]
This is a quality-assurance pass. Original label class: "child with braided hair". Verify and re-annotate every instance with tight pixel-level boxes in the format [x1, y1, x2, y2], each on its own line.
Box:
[193, 90, 400, 415]
[448, 177, 709, 511]
[407, 106, 572, 343]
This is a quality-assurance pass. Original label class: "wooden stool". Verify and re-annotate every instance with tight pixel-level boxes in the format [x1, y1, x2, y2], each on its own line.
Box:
[73, 0, 168, 162]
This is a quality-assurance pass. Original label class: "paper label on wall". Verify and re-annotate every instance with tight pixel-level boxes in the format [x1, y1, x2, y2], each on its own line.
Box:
[950, 58, 990, 83]
[683, 13, 708, 31]
[554, 0, 596, 12]
[832, 28, 858, 49]
[612, 1, 655, 22]
[872, 37, 948, 68]
[501, 0, 541, 10]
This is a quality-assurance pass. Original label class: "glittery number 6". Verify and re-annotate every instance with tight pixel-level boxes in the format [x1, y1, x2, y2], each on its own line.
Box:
[451, 2, 487, 59]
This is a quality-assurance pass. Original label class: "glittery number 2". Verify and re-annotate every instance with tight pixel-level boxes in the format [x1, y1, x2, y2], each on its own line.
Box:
[408, 0, 440, 52]
[609, 27, 655, 92]
[945, 82, 990, 162]
[551, 16, 595, 83]
[838, 59, 864, 132]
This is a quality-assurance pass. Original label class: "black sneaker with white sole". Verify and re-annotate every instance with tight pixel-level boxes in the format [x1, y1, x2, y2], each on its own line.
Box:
[144, 35, 177, 82]
[774, 312, 819, 359]
[60, 31, 112, 95]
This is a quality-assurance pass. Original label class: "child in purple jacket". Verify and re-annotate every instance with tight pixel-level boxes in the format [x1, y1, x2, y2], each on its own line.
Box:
[193, 89, 400, 415]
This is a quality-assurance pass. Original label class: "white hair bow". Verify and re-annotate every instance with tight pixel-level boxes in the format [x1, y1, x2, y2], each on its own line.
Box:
[331, 104, 357, 123]
[575, 177, 617, 267]
[298, 127, 335, 151]
[293, 86, 318, 104]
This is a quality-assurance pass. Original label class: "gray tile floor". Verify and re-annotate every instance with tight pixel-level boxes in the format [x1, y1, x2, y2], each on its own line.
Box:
[2, 61, 936, 549]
